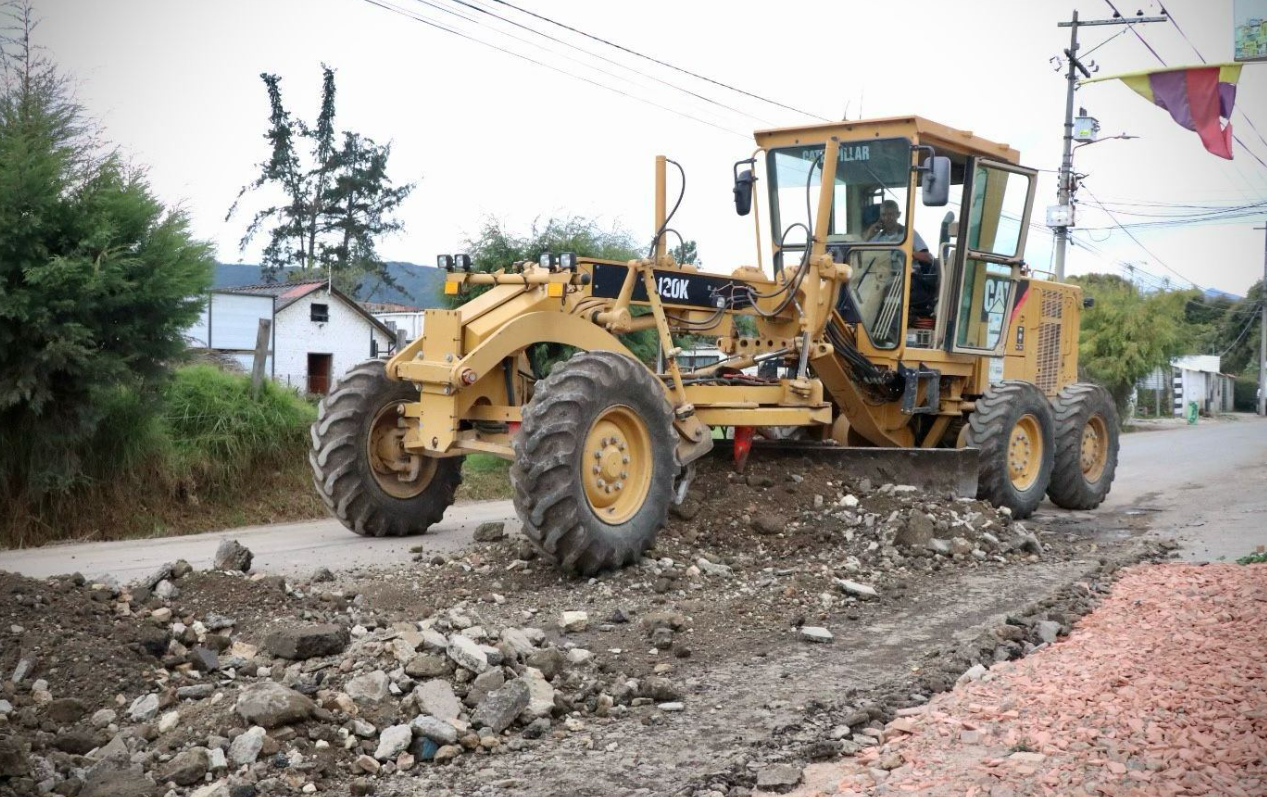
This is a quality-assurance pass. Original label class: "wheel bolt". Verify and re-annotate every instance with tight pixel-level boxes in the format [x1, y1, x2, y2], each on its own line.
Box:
[594, 450, 602, 459]
[622, 456, 630, 464]
[620, 471, 627, 479]
[614, 481, 623, 491]
[592, 465, 601, 475]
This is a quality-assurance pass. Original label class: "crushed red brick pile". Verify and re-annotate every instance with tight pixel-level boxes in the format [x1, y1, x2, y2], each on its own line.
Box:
[782, 563, 1267, 797]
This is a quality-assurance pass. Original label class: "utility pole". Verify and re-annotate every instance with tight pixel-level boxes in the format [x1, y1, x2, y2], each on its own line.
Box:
[1257, 223, 1266, 416]
[1053, 10, 1166, 282]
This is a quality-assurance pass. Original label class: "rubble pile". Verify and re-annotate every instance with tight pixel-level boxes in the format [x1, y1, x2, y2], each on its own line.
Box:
[0, 456, 1103, 796]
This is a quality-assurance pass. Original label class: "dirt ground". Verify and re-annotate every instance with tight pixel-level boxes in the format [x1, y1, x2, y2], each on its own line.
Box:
[782, 562, 1267, 797]
[0, 455, 1173, 797]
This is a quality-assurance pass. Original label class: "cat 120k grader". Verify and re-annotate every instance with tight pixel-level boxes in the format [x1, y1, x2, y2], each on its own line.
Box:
[310, 115, 1120, 575]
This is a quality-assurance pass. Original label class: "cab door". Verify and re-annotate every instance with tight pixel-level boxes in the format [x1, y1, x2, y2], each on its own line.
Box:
[945, 159, 1037, 358]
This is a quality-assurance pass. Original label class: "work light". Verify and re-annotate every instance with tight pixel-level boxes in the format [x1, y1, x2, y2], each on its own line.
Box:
[454, 254, 472, 272]
[437, 254, 454, 272]
[539, 253, 558, 271]
[559, 252, 577, 272]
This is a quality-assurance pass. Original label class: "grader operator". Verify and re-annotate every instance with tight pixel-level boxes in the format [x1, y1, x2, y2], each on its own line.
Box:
[309, 116, 1119, 575]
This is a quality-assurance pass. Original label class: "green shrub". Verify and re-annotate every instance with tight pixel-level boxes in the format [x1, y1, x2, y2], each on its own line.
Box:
[1233, 376, 1259, 412]
[162, 366, 315, 486]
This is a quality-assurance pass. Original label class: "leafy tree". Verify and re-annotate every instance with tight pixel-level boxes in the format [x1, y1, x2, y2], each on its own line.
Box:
[671, 238, 699, 266]
[0, 2, 213, 499]
[453, 216, 659, 372]
[1071, 274, 1193, 411]
[228, 66, 413, 289]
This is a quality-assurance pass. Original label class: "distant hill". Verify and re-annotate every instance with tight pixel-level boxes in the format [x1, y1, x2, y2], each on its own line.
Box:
[213, 262, 446, 309]
[1202, 287, 1244, 303]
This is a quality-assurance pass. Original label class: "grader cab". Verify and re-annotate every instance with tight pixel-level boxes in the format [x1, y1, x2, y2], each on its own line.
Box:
[309, 116, 1119, 575]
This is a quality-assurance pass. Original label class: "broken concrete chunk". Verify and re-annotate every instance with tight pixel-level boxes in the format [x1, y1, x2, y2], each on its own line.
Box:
[263, 623, 349, 660]
[447, 634, 489, 673]
[212, 538, 253, 572]
[472, 521, 505, 542]
[834, 578, 879, 600]
[471, 679, 530, 734]
[233, 681, 315, 728]
[344, 670, 391, 705]
[799, 626, 834, 643]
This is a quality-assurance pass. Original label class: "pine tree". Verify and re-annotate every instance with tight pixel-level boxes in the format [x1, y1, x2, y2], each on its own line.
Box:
[0, 1, 213, 498]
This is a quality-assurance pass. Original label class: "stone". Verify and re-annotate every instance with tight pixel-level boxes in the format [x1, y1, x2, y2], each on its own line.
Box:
[91, 708, 117, 728]
[657, 702, 684, 712]
[189, 646, 220, 672]
[1009, 751, 1046, 764]
[234, 681, 315, 728]
[11, 654, 36, 683]
[56, 728, 97, 754]
[1013, 531, 1042, 555]
[190, 783, 230, 797]
[433, 744, 461, 763]
[157, 710, 180, 733]
[80, 760, 157, 797]
[414, 680, 462, 721]
[957, 663, 988, 685]
[140, 563, 174, 590]
[207, 747, 227, 770]
[756, 764, 802, 790]
[311, 566, 334, 583]
[1035, 620, 1061, 644]
[354, 754, 380, 775]
[263, 624, 349, 660]
[559, 611, 588, 632]
[213, 539, 253, 572]
[499, 628, 537, 659]
[799, 626, 834, 643]
[344, 670, 391, 705]
[950, 536, 974, 556]
[229, 726, 267, 765]
[895, 512, 935, 548]
[404, 653, 449, 679]
[159, 747, 209, 786]
[153, 579, 180, 600]
[0, 700, 11, 716]
[177, 684, 215, 701]
[447, 634, 489, 674]
[752, 513, 783, 535]
[471, 679, 530, 734]
[466, 668, 505, 706]
[834, 578, 879, 600]
[638, 676, 681, 702]
[45, 697, 88, 725]
[410, 715, 458, 745]
[929, 538, 952, 556]
[128, 693, 160, 722]
[521, 670, 555, 718]
[525, 647, 566, 680]
[472, 521, 505, 542]
[374, 725, 413, 761]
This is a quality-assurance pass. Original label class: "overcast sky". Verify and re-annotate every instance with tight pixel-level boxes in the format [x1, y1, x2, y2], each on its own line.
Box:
[32, 0, 1267, 295]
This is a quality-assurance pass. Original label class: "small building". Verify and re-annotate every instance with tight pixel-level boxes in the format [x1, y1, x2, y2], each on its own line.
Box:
[373, 310, 426, 345]
[1138, 355, 1236, 416]
[187, 281, 393, 394]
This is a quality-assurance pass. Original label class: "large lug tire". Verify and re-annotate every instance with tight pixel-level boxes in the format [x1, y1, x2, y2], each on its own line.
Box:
[1047, 383, 1119, 510]
[965, 380, 1055, 519]
[510, 350, 676, 576]
[309, 359, 462, 537]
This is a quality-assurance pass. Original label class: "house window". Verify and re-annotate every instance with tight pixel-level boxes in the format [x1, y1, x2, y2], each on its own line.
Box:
[311, 303, 329, 323]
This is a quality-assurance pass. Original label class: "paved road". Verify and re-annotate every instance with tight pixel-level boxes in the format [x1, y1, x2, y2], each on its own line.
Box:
[3, 416, 1265, 581]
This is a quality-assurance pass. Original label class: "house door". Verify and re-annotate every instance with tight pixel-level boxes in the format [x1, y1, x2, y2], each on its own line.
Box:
[307, 353, 332, 395]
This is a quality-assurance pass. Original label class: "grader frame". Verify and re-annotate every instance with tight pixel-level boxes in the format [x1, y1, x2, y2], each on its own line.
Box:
[313, 115, 1120, 574]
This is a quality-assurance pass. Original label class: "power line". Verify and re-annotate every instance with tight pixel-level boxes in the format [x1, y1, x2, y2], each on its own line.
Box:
[487, 0, 831, 122]
[436, 0, 777, 126]
[362, 0, 750, 139]
[1218, 301, 1262, 356]
[1081, 185, 1203, 288]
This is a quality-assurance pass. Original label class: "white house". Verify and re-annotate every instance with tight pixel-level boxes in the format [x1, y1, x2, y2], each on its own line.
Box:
[373, 310, 426, 344]
[1137, 354, 1236, 417]
[187, 281, 393, 394]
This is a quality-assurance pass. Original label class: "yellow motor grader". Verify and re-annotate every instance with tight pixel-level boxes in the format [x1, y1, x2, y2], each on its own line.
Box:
[310, 116, 1119, 575]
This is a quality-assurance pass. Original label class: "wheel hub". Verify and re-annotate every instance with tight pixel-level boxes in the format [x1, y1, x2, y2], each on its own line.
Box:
[582, 407, 651, 524]
[368, 401, 437, 499]
[1079, 414, 1109, 481]
[1007, 414, 1043, 491]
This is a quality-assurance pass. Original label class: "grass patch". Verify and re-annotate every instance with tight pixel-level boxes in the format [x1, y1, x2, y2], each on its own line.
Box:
[457, 453, 512, 502]
[1237, 551, 1267, 565]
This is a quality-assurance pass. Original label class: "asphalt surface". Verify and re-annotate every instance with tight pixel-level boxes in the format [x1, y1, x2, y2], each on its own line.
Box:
[2, 415, 1264, 582]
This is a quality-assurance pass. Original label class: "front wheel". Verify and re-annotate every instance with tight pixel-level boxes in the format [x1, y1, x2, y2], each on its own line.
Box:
[510, 351, 676, 576]
[309, 359, 462, 537]
[965, 380, 1055, 519]
[1047, 383, 1119, 509]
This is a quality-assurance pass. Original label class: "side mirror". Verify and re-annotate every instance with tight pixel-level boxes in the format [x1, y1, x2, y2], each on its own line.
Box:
[921, 156, 951, 207]
[939, 211, 956, 246]
[733, 159, 756, 216]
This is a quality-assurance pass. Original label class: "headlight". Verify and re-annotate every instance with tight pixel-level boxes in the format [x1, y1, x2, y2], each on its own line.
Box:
[559, 252, 577, 272]
[454, 254, 472, 272]
[437, 254, 454, 272]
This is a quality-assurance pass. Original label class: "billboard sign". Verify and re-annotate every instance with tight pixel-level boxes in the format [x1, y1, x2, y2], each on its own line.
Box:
[1235, 0, 1267, 62]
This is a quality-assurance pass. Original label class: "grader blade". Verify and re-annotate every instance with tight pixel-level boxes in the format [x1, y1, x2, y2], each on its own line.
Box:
[718, 441, 980, 498]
